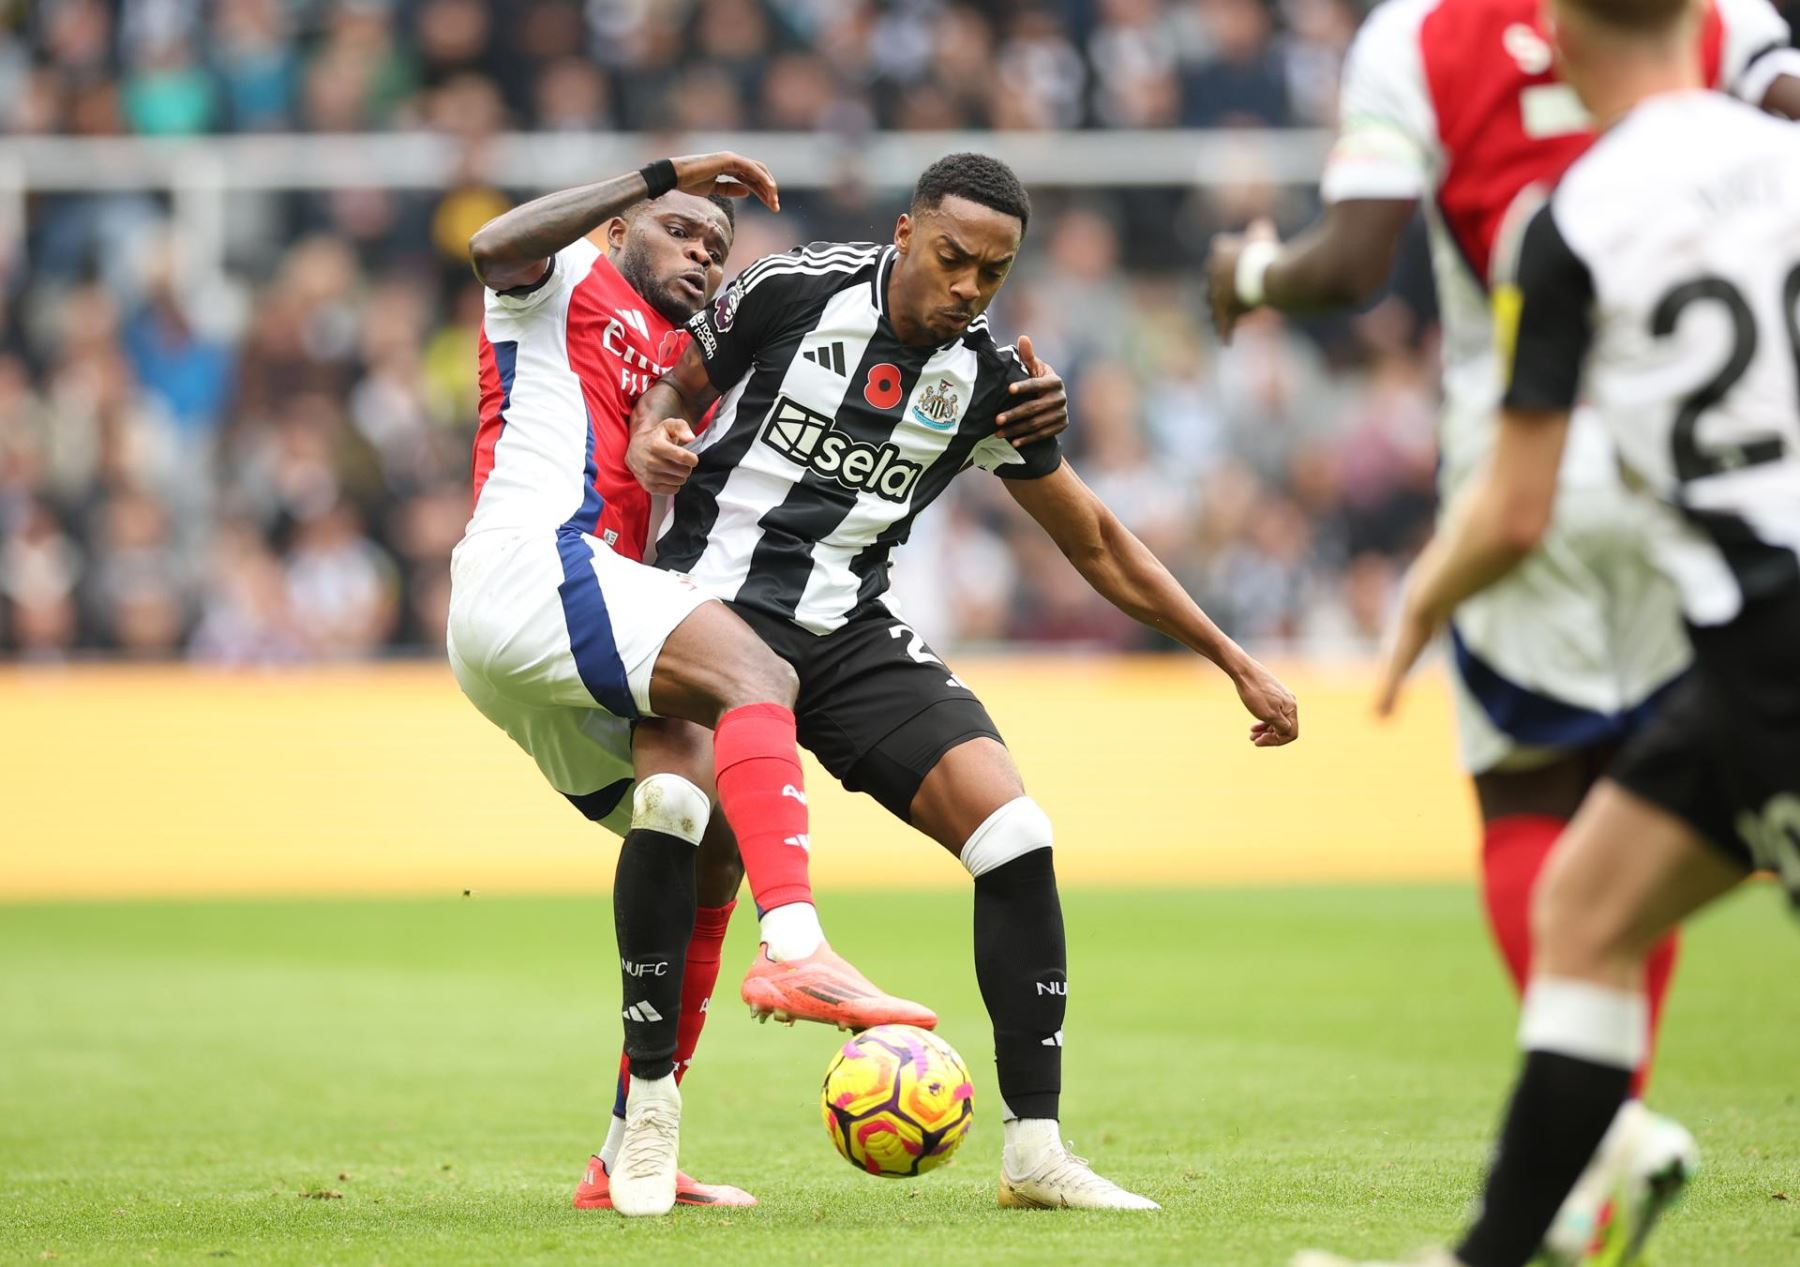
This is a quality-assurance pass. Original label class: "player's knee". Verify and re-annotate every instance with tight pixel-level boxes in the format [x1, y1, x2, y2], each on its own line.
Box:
[695, 817, 745, 905]
[755, 652, 801, 708]
[958, 795, 1053, 878]
[718, 647, 799, 715]
[631, 773, 711, 846]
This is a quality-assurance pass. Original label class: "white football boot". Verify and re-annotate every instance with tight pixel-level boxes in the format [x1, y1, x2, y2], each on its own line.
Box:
[1290, 1250, 1465, 1267]
[996, 1138, 1160, 1211]
[1543, 1101, 1698, 1266]
[609, 1074, 681, 1217]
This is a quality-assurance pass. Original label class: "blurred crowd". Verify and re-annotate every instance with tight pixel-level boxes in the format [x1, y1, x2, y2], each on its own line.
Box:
[10, 0, 1357, 137]
[0, 0, 1452, 662]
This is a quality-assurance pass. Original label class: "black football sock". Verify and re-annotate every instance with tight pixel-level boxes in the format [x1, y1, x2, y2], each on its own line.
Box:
[1456, 1049, 1633, 1267]
[613, 828, 696, 1083]
[973, 848, 1066, 1122]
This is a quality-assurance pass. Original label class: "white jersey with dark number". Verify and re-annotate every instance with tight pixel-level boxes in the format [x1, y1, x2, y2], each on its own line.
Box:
[1323, 0, 1800, 488]
[1499, 90, 1800, 628]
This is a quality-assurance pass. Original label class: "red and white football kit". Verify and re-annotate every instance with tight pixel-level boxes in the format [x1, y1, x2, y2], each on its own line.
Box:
[448, 239, 712, 832]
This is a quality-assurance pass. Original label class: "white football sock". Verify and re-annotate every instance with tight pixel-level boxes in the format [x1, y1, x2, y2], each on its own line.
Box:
[1002, 1116, 1061, 1176]
[760, 901, 824, 962]
[598, 1113, 626, 1173]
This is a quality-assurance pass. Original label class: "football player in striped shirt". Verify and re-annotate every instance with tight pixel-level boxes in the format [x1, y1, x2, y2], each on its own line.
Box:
[630, 153, 1300, 1211]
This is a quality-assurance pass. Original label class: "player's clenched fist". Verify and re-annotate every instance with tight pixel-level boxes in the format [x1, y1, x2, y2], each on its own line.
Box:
[1231, 656, 1299, 747]
[629, 416, 700, 497]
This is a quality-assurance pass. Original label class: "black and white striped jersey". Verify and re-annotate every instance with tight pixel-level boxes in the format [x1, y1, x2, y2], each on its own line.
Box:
[655, 241, 1061, 633]
[1499, 90, 1800, 630]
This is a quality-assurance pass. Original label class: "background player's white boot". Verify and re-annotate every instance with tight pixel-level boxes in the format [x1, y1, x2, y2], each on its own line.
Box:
[996, 1120, 1159, 1210]
[1542, 1101, 1697, 1266]
[609, 1074, 681, 1217]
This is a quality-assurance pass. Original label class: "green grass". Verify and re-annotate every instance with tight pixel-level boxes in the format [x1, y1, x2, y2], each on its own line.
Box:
[1, 887, 1796, 1267]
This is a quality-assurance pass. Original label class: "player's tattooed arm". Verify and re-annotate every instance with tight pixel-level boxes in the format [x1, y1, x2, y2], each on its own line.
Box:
[995, 335, 1068, 446]
[629, 342, 723, 497]
[468, 152, 780, 293]
[1375, 407, 1570, 716]
[1005, 462, 1299, 747]
[1205, 199, 1415, 343]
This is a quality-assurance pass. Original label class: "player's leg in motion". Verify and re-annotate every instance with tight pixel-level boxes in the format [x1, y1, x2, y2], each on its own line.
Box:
[585, 722, 753, 1209]
[648, 601, 931, 1026]
[587, 718, 756, 1214]
[1294, 784, 1742, 1267]
[1450, 782, 1741, 1267]
[1476, 757, 1681, 1093]
[649, 601, 935, 1033]
[904, 736, 1157, 1211]
[1473, 756, 1684, 1259]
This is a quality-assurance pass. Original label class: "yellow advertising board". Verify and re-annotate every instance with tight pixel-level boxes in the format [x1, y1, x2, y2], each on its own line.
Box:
[0, 659, 1472, 899]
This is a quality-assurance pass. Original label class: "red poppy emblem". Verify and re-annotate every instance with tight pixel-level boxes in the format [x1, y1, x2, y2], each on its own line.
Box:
[863, 362, 903, 410]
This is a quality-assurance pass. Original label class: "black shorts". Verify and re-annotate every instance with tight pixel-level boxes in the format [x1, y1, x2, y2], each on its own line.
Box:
[729, 602, 1003, 822]
[1610, 590, 1800, 902]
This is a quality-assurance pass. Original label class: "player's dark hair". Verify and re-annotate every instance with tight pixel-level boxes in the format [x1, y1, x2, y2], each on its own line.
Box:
[1562, 0, 1692, 33]
[636, 191, 736, 232]
[911, 153, 1031, 233]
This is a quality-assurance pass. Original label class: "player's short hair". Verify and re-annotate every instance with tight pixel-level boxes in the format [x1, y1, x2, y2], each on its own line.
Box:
[911, 153, 1031, 234]
[634, 191, 737, 232]
[1557, 0, 1694, 34]
[705, 192, 737, 231]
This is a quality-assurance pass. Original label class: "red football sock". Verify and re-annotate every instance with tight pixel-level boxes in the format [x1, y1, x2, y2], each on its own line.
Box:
[673, 901, 735, 1082]
[1480, 814, 1562, 997]
[1636, 927, 1679, 1097]
[1481, 813, 1681, 1097]
[713, 703, 814, 914]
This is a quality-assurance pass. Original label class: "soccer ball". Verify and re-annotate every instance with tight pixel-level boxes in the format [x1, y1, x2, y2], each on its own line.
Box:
[820, 1024, 974, 1177]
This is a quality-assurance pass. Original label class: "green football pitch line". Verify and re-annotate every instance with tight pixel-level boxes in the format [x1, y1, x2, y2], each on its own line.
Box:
[2, 888, 1795, 1267]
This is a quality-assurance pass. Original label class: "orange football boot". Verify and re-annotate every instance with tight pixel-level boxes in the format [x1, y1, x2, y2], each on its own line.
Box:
[740, 942, 938, 1031]
[572, 1154, 756, 1209]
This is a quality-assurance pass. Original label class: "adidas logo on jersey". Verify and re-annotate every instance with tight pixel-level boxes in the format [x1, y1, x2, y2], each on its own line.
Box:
[801, 342, 848, 376]
[760, 395, 923, 503]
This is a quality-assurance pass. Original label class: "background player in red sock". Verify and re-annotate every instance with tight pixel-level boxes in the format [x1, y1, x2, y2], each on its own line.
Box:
[1301, 0, 1800, 1258]
[1204, 0, 1800, 1250]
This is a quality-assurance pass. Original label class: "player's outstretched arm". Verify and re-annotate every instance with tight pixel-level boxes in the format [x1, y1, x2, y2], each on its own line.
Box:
[1205, 200, 1415, 343]
[628, 342, 723, 497]
[1004, 462, 1298, 746]
[467, 152, 780, 293]
[1375, 407, 1569, 715]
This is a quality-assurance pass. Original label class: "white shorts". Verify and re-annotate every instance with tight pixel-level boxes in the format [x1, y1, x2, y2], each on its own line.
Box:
[1446, 416, 1691, 774]
[445, 527, 712, 834]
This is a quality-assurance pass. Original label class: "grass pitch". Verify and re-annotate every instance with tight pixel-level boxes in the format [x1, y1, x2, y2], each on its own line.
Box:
[2, 887, 1795, 1267]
